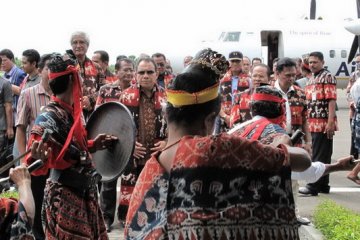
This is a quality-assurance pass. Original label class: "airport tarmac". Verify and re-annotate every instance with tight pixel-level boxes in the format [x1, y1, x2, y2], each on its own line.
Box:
[108, 89, 360, 240]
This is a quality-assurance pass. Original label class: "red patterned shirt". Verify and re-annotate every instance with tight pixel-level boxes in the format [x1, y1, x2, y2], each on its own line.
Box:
[220, 71, 251, 116]
[288, 85, 307, 132]
[275, 83, 307, 133]
[230, 89, 252, 127]
[77, 58, 105, 111]
[95, 82, 123, 108]
[125, 134, 297, 240]
[305, 69, 337, 132]
[104, 69, 118, 84]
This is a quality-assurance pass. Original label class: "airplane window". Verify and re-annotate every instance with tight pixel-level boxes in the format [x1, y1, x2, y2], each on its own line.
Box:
[329, 50, 335, 58]
[224, 32, 241, 42]
[341, 50, 347, 58]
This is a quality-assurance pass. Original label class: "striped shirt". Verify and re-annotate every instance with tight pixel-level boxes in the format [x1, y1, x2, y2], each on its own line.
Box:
[16, 83, 51, 138]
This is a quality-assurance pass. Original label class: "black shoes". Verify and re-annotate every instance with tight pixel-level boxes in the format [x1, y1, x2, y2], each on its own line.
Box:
[298, 186, 330, 196]
[319, 186, 330, 194]
[298, 187, 318, 196]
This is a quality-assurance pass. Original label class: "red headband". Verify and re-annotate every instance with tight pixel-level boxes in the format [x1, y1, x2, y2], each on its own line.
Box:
[302, 63, 310, 70]
[48, 65, 77, 80]
[252, 93, 285, 103]
[49, 65, 87, 162]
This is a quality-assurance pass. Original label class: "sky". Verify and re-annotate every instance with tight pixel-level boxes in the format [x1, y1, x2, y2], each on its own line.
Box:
[0, 0, 357, 64]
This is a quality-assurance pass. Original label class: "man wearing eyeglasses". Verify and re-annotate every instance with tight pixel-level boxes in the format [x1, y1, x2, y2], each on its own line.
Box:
[152, 53, 174, 89]
[118, 57, 167, 227]
[218, 51, 251, 131]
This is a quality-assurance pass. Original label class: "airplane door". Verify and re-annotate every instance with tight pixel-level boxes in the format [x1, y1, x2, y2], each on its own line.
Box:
[261, 31, 283, 69]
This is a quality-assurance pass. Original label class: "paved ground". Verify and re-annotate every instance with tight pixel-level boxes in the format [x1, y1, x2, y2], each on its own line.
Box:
[108, 89, 359, 239]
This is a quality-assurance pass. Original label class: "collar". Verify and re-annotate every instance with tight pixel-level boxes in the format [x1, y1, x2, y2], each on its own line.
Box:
[140, 84, 157, 96]
[6, 65, 17, 76]
[274, 80, 294, 95]
[313, 68, 325, 77]
[37, 82, 52, 96]
[28, 74, 40, 82]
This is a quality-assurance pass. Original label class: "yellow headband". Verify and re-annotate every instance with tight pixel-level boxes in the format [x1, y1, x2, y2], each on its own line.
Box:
[166, 83, 219, 107]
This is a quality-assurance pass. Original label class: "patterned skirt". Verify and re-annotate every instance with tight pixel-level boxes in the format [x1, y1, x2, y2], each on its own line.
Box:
[42, 180, 108, 240]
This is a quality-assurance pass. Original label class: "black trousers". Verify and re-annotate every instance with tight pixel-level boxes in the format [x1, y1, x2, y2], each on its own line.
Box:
[31, 174, 47, 240]
[100, 178, 118, 225]
[350, 119, 359, 159]
[307, 132, 333, 191]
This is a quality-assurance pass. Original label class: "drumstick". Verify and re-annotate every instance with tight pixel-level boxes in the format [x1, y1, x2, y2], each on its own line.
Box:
[0, 160, 44, 183]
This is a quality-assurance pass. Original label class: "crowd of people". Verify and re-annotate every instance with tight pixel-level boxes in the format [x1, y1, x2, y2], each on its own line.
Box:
[0, 31, 359, 239]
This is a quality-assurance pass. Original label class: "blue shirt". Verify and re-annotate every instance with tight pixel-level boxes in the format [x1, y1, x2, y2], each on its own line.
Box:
[3, 65, 26, 108]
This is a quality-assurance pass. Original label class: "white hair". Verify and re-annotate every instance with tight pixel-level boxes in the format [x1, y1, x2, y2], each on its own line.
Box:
[70, 31, 90, 46]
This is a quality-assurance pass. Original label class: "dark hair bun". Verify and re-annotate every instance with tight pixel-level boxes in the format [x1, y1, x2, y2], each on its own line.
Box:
[48, 53, 76, 73]
[188, 48, 228, 77]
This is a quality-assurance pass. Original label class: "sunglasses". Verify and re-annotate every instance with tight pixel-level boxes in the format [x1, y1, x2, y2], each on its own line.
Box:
[230, 60, 242, 63]
[137, 70, 155, 75]
[156, 63, 165, 67]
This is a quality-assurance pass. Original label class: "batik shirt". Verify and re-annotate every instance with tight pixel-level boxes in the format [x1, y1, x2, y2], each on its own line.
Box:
[104, 69, 118, 84]
[120, 85, 167, 164]
[95, 81, 123, 107]
[230, 89, 252, 127]
[305, 68, 337, 133]
[125, 134, 298, 240]
[157, 72, 174, 89]
[77, 58, 105, 112]
[220, 71, 251, 116]
[275, 83, 307, 133]
[24, 99, 84, 175]
[118, 84, 167, 221]
[23, 98, 107, 239]
[230, 116, 286, 145]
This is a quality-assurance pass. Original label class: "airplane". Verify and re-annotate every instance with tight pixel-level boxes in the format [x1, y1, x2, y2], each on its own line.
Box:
[168, 0, 360, 89]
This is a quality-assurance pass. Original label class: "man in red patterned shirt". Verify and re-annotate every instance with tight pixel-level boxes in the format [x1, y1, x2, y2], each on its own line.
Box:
[69, 31, 105, 121]
[92, 50, 118, 84]
[95, 58, 135, 232]
[299, 51, 337, 196]
[95, 58, 134, 107]
[218, 51, 251, 130]
[230, 63, 270, 127]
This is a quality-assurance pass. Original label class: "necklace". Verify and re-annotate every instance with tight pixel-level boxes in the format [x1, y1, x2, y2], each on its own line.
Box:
[161, 138, 182, 152]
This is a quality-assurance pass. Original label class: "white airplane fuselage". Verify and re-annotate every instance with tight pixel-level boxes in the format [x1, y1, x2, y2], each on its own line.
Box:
[193, 19, 356, 89]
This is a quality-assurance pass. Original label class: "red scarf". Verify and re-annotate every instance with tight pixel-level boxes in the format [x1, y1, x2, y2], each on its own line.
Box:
[48, 65, 87, 162]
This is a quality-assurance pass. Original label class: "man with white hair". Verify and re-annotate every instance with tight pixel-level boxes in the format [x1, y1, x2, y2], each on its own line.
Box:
[69, 31, 105, 121]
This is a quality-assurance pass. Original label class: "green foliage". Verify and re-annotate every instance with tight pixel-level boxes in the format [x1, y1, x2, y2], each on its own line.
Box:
[109, 64, 115, 73]
[314, 199, 360, 240]
[128, 55, 136, 61]
[0, 190, 19, 199]
[14, 57, 22, 68]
